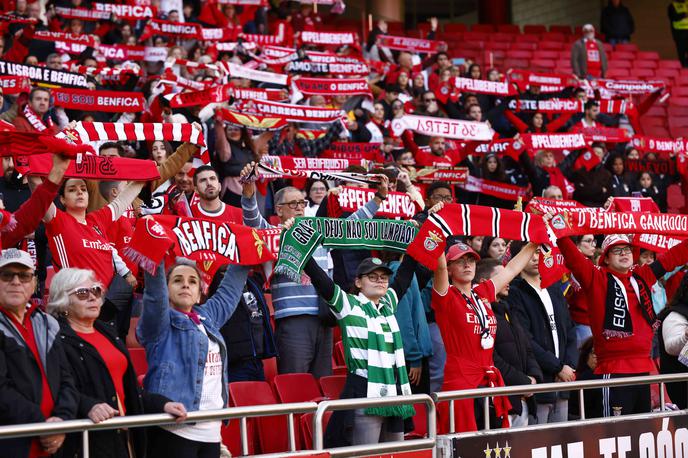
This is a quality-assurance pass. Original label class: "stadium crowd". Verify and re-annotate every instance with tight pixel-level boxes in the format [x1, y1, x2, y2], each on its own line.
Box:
[1, 0, 688, 457]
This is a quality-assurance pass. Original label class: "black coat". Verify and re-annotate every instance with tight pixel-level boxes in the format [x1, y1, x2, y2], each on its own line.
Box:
[508, 278, 578, 404]
[601, 3, 635, 40]
[659, 304, 688, 409]
[492, 300, 543, 415]
[58, 319, 170, 458]
[0, 308, 78, 458]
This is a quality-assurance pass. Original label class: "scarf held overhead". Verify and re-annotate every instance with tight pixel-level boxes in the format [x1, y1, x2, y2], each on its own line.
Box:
[16, 153, 160, 181]
[52, 88, 145, 113]
[0, 61, 89, 88]
[329, 186, 418, 219]
[274, 217, 417, 282]
[391, 115, 494, 141]
[66, 121, 205, 147]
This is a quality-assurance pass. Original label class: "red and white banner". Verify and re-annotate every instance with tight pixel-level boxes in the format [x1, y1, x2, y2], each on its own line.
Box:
[337, 186, 416, 219]
[610, 196, 660, 213]
[94, 2, 156, 19]
[507, 69, 580, 92]
[167, 84, 283, 107]
[591, 79, 665, 96]
[216, 109, 288, 131]
[630, 136, 688, 154]
[377, 35, 446, 54]
[201, 28, 238, 41]
[242, 99, 345, 123]
[140, 19, 203, 41]
[0, 75, 31, 94]
[455, 77, 516, 96]
[220, 62, 288, 86]
[634, 233, 686, 253]
[391, 114, 494, 141]
[53, 88, 145, 113]
[54, 6, 111, 21]
[159, 71, 211, 91]
[526, 197, 603, 215]
[97, 45, 146, 61]
[261, 155, 369, 172]
[415, 167, 469, 184]
[299, 31, 359, 47]
[579, 126, 630, 143]
[67, 122, 205, 147]
[238, 33, 284, 46]
[285, 59, 370, 75]
[291, 77, 371, 100]
[520, 133, 588, 151]
[510, 98, 583, 113]
[459, 175, 529, 201]
[321, 142, 384, 161]
[34, 31, 98, 47]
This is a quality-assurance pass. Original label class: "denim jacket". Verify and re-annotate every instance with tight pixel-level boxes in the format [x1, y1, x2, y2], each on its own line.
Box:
[136, 262, 249, 411]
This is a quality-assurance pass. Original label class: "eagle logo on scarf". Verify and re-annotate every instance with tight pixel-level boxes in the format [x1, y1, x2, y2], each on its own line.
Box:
[423, 230, 443, 251]
[252, 229, 266, 258]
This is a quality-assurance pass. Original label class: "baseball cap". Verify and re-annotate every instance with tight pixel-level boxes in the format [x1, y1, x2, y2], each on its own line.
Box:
[356, 257, 393, 277]
[599, 234, 632, 265]
[0, 249, 35, 270]
[446, 242, 480, 262]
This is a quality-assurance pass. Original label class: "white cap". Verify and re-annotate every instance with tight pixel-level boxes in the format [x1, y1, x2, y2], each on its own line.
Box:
[0, 249, 35, 270]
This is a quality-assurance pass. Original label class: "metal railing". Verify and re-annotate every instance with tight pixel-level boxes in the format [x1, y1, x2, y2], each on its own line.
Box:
[0, 373, 686, 457]
[432, 372, 688, 433]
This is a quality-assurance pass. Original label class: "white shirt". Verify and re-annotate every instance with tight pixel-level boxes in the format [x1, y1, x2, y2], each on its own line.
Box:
[164, 325, 224, 443]
[534, 286, 559, 358]
[662, 311, 688, 356]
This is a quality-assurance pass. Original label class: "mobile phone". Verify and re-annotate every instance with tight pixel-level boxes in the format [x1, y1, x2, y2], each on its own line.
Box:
[632, 191, 642, 198]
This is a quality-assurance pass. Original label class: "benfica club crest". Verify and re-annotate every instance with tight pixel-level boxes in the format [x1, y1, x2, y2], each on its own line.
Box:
[424, 230, 443, 251]
[543, 252, 554, 268]
[550, 213, 569, 231]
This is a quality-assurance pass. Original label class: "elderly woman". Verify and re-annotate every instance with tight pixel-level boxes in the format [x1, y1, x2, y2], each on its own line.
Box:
[49, 268, 187, 458]
[137, 259, 250, 457]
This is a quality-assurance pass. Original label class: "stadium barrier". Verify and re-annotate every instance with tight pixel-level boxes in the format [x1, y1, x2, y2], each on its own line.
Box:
[0, 374, 686, 457]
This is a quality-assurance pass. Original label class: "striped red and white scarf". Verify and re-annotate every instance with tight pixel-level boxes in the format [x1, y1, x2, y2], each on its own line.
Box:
[23, 105, 53, 132]
[248, 162, 382, 185]
[239, 99, 345, 123]
[66, 122, 205, 146]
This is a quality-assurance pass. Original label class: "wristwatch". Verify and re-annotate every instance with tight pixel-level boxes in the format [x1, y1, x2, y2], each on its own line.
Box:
[375, 192, 388, 201]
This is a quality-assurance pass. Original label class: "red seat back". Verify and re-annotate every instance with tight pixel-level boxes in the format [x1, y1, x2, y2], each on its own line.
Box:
[273, 373, 323, 403]
[299, 412, 333, 450]
[229, 381, 289, 454]
[319, 375, 347, 400]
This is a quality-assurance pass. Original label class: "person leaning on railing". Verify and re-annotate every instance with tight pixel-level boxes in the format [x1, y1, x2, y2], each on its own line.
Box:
[47, 268, 187, 458]
[136, 257, 250, 458]
[0, 249, 78, 458]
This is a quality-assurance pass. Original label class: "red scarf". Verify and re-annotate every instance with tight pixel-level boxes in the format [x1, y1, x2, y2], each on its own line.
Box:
[459, 175, 529, 201]
[140, 19, 203, 41]
[22, 105, 53, 132]
[634, 233, 686, 253]
[168, 84, 283, 108]
[240, 99, 345, 123]
[415, 167, 469, 184]
[0, 75, 31, 94]
[53, 88, 145, 113]
[97, 45, 146, 61]
[520, 133, 588, 151]
[261, 155, 369, 172]
[33, 30, 97, 47]
[610, 197, 660, 213]
[217, 109, 288, 131]
[0, 130, 93, 157]
[321, 142, 385, 162]
[377, 34, 446, 54]
[291, 77, 372, 100]
[507, 69, 579, 92]
[526, 197, 602, 215]
[592, 79, 665, 96]
[390, 115, 494, 141]
[68, 121, 205, 147]
[16, 153, 160, 181]
[454, 77, 517, 96]
[298, 31, 359, 48]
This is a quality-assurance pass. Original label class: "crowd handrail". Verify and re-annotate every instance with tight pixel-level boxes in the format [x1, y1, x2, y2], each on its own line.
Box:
[0, 374, 686, 457]
[433, 372, 688, 432]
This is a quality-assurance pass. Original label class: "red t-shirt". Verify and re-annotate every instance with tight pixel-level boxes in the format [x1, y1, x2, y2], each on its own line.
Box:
[76, 330, 128, 415]
[190, 202, 242, 224]
[431, 280, 497, 389]
[46, 206, 116, 286]
[0, 307, 54, 458]
[585, 39, 602, 77]
[414, 148, 462, 167]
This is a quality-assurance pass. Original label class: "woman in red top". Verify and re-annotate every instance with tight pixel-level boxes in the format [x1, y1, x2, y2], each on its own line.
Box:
[432, 234, 537, 432]
[49, 268, 187, 458]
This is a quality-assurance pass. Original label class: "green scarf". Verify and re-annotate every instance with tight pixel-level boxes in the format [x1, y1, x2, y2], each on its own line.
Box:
[274, 217, 417, 282]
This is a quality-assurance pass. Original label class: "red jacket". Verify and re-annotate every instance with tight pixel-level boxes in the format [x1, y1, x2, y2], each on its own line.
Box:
[2, 179, 59, 249]
[558, 237, 688, 374]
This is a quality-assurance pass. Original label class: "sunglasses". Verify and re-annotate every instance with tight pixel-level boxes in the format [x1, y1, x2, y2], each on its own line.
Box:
[0, 271, 35, 283]
[69, 285, 104, 300]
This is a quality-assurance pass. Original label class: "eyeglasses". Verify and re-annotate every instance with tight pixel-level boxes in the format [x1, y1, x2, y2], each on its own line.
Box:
[432, 194, 454, 203]
[0, 271, 34, 283]
[609, 246, 632, 256]
[69, 285, 103, 300]
[278, 200, 307, 209]
[362, 273, 389, 283]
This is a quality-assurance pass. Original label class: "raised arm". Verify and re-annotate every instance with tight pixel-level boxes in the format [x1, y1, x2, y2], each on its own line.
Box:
[201, 264, 251, 327]
[108, 181, 145, 221]
[239, 162, 272, 229]
[433, 252, 449, 295]
[136, 261, 171, 345]
[490, 242, 538, 294]
[152, 142, 198, 190]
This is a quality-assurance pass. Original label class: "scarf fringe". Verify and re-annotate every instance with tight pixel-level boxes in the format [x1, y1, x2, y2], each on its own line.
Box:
[122, 247, 160, 276]
[364, 404, 415, 419]
[273, 264, 302, 283]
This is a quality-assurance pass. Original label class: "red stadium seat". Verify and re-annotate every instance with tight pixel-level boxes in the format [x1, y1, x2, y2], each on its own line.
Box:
[615, 43, 638, 53]
[273, 373, 323, 404]
[673, 86, 688, 97]
[541, 32, 566, 42]
[523, 25, 547, 34]
[471, 24, 495, 33]
[645, 106, 667, 117]
[405, 404, 429, 439]
[531, 59, 556, 70]
[670, 125, 688, 138]
[263, 356, 278, 385]
[641, 116, 667, 127]
[464, 31, 489, 41]
[486, 41, 510, 51]
[606, 68, 630, 78]
[669, 116, 688, 128]
[513, 34, 539, 43]
[540, 41, 566, 51]
[492, 32, 515, 43]
[631, 68, 655, 78]
[610, 59, 632, 69]
[229, 381, 289, 454]
[669, 106, 688, 117]
[659, 59, 682, 69]
[299, 412, 332, 450]
[533, 50, 559, 60]
[128, 348, 148, 376]
[549, 25, 573, 34]
[635, 60, 658, 69]
[497, 24, 520, 34]
[503, 59, 529, 69]
[646, 126, 670, 137]
[611, 51, 636, 60]
[657, 68, 680, 79]
[507, 50, 533, 59]
[319, 375, 346, 400]
[674, 76, 688, 86]
[510, 42, 537, 50]
[637, 51, 660, 61]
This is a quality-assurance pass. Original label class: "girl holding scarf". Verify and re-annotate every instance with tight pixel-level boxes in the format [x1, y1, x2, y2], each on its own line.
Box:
[557, 232, 688, 416]
[432, 230, 538, 432]
[300, 237, 424, 446]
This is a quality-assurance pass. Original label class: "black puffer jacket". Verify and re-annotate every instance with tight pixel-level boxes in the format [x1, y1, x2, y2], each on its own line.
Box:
[59, 319, 170, 458]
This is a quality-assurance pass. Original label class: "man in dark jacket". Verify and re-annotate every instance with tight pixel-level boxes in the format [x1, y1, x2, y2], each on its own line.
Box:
[476, 258, 542, 428]
[601, 0, 635, 44]
[509, 246, 578, 424]
[0, 249, 78, 457]
[669, 0, 688, 67]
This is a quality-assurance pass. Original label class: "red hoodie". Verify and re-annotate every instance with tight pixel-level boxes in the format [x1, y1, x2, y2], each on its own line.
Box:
[558, 237, 688, 374]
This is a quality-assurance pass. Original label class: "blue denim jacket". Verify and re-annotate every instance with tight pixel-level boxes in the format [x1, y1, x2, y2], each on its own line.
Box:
[136, 262, 249, 411]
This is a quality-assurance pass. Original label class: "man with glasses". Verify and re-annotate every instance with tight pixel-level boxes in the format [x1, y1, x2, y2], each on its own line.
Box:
[239, 163, 388, 377]
[558, 233, 688, 416]
[0, 249, 77, 457]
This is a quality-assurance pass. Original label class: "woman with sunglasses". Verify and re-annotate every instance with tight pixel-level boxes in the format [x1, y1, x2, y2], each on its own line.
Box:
[48, 268, 187, 458]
